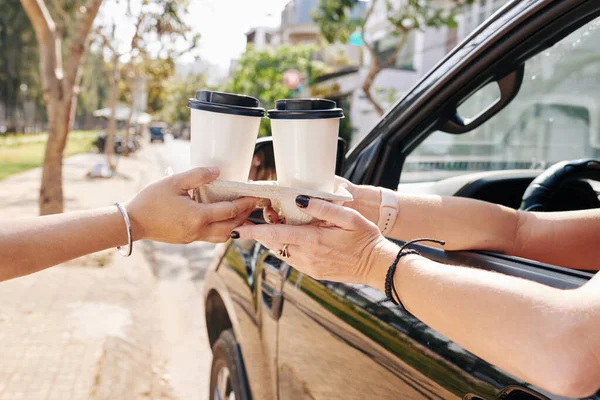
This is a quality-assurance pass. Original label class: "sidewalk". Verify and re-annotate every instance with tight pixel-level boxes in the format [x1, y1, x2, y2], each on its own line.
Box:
[0, 149, 175, 400]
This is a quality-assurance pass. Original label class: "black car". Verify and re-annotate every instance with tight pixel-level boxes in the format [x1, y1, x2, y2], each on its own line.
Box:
[204, 1, 600, 399]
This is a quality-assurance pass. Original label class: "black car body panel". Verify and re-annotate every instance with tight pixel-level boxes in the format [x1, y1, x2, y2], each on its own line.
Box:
[204, 1, 600, 399]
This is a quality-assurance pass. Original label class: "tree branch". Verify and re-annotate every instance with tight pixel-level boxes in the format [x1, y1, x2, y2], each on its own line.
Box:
[130, 11, 145, 51]
[51, 0, 69, 38]
[381, 27, 409, 69]
[20, 0, 63, 101]
[359, 0, 385, 116]
[64, 0, 103, 88]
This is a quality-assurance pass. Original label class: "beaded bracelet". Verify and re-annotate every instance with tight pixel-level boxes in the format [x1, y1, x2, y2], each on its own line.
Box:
[385, 238, 445, 314]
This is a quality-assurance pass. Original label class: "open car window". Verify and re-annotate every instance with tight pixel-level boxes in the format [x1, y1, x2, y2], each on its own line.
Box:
[400, 17, 600, 184]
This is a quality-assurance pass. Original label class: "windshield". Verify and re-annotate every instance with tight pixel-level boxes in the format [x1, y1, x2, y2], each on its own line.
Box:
[401, 17, 600, 183]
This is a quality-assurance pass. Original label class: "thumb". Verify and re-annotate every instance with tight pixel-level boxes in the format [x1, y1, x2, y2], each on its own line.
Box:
[174, 167, 220, 190]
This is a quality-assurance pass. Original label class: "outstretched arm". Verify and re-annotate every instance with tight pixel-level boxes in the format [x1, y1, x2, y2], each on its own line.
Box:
[236, 197, 600, 398]
[342, 181, 600, 270]
[0, 167, 257, 282]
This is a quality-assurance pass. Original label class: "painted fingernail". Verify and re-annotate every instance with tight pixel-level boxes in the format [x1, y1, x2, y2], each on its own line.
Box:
[279, 219, 286, 224]
[267, 215, 273, 223]
[295, 195, 310, 208]
[230, 231, 240, 239]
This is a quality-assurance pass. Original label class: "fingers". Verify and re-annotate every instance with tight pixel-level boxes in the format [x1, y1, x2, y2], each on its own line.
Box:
[295, 196, 364, 229]
[199, 196, 258, 223]
[203, 207, 256, 242]
[173, 167, 220, 190]
[263, 207, 280, 224]
[232, 224, 315, 246]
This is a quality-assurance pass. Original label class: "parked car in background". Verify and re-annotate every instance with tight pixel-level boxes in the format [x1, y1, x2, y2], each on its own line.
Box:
[149, 122, 168, 143]
[93, 131, 140, 155]
[203, 1, 600, 400]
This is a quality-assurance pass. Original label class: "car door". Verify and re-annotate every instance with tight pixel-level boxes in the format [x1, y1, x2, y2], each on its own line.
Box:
[273, 1, 600, 400]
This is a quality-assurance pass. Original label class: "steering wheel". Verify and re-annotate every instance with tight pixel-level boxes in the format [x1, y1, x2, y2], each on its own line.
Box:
[520, 159, 600, 211]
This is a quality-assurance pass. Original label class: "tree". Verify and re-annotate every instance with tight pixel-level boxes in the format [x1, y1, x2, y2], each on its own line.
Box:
[313, 0, 473, 116]
[224, 44, 331, 136]
[0, 0, 46, 133]
[159, 72, 207, 125]
[20, 0, 103, 214]
[95, 0, 198, 162]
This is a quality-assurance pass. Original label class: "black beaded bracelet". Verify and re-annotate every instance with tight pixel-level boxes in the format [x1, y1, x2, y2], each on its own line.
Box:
[385, 238, 445, 313]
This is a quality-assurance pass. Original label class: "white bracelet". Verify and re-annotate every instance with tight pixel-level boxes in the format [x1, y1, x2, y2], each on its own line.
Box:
[114, 202, 133, 257]
[377, 188, 399, 237]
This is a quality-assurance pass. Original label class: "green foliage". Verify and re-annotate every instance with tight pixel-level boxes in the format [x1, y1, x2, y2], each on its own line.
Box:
[312, 0, 362, 44]
[143, 57, 176, 113]
[314, 0, 474, 45]
[97, 0, 198, 117]
[159, 73, 207, 124]
[0, 0, 46, 131]
[0, 131, 96, 180]
[77, 50, 111, 120]
[223, 44, 331, 136]
[384, 0, 473, 31]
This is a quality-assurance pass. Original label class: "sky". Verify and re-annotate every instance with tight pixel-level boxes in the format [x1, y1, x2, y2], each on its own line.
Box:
[184, 0, 288, 66]
[98, 0, 289, 72]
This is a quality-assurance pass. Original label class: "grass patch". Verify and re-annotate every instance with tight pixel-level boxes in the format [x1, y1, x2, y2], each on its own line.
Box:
[0, 130, 96, 181]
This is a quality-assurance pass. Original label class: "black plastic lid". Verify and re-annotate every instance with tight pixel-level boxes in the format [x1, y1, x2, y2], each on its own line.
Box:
[267, 98, 344, 120]
[187, 90, 265, 117]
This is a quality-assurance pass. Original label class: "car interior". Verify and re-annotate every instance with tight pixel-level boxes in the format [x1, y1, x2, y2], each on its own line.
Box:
[375, 5, 600, 216]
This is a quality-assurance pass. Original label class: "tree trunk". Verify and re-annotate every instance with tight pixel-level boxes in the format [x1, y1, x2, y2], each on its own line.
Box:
[361, 49, 385, 116]
[359, 0, 385, 117]
[122, 103, 134, 156]
[105, 55, 119, 170]
[20, 0, 104, 215]
[361, 27, 409, 118]
[40, 101, 69, 214]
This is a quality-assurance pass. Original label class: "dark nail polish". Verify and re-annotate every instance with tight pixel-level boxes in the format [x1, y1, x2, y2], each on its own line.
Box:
[296, 195, 310, 208]
[230, 231, 240, 239]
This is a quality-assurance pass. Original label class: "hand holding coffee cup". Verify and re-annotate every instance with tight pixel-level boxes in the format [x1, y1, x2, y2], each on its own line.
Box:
[187, 90, 265, 182]
[265, 99, 346, 224]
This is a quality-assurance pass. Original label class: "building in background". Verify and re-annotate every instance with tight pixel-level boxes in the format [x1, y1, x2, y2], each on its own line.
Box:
[310, 0, 510, 146]
[234, 0, 509, 145]
[246, 26, 279, 51]
[279, 0, 321, 45]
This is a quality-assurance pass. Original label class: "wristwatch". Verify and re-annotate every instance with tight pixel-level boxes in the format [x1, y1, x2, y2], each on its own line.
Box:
[377, 187, 398, 237]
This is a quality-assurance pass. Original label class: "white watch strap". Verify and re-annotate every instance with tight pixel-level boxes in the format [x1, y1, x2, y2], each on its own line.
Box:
[378, 188, 398, 237]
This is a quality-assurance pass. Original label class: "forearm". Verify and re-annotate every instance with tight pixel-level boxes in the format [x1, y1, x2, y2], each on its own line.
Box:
[366, 244, 600, 397]
[0, 207, 134, 281]
[392, 194, 520, 252]
[359, 186, 599, 269]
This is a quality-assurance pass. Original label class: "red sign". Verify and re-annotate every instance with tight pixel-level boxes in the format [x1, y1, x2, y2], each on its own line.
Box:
[283, 69, 302, 90]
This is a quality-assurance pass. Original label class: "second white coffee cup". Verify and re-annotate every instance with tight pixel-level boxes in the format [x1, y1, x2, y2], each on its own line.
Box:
[188, 90, 265, 181]
[268, 99, 344, 193]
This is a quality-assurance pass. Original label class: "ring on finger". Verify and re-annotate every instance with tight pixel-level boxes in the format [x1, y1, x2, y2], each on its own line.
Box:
[277, 243, 290, 258]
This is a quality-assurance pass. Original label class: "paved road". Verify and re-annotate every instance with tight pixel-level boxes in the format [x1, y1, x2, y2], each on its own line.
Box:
[145, 136, 214, 400]
[153, 135, 192, 174]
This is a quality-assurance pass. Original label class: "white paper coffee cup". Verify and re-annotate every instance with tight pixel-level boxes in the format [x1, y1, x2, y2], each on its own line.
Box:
[268, 99, 344, 193]
[187, 91, 264, 182]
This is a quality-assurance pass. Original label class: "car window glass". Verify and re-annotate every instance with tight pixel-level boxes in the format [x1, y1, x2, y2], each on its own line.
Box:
[400, 17, 600, 184]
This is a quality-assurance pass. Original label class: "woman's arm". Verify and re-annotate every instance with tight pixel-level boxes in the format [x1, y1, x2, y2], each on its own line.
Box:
[0, 167, 257, 282]
[368, 240, 600, 398]
[342, 181, 600, 270]
[234, 197, 600, 398]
